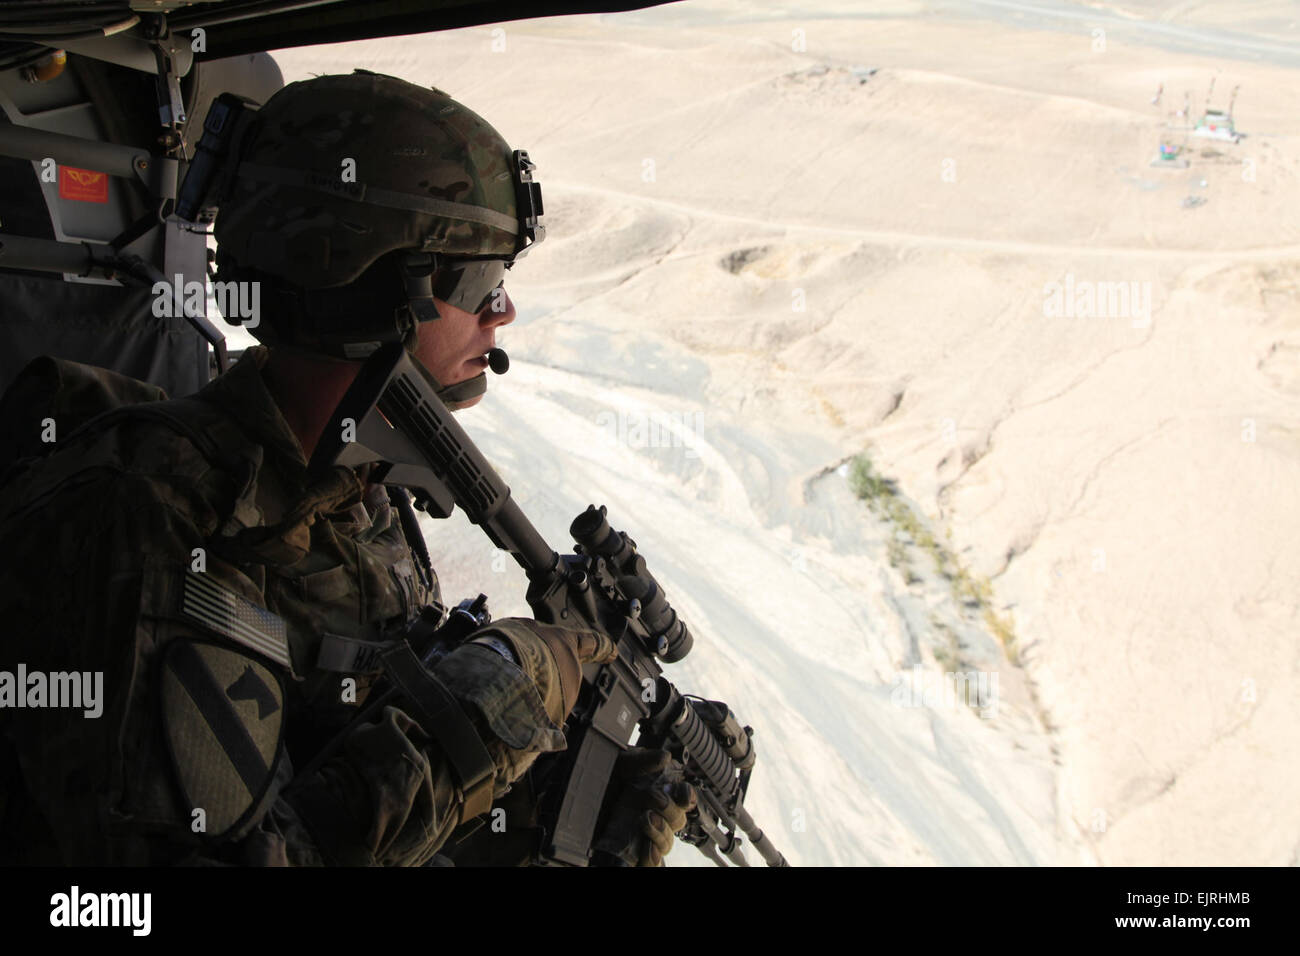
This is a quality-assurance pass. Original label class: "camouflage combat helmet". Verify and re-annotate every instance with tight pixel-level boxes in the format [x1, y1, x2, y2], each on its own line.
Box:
[200, 70, 543, 361]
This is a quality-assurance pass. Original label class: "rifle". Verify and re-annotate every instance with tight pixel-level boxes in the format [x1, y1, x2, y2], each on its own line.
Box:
[309, 343, 788, 867]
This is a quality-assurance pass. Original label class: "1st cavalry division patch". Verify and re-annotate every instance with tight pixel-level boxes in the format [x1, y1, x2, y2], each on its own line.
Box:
[160, 639, 285, 840]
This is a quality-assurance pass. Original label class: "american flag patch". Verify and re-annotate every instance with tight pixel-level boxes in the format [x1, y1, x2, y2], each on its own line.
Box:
[181, 573, 292, 671]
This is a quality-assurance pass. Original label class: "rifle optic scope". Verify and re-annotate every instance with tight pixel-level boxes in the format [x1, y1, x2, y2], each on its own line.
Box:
[570, 505, 693, 663]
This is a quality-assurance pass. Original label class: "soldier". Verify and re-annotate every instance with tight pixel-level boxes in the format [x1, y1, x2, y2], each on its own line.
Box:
[0, 71, 692, 866]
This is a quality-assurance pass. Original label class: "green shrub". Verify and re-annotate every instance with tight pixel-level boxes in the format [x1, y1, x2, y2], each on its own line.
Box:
[848, 454, 893, 503]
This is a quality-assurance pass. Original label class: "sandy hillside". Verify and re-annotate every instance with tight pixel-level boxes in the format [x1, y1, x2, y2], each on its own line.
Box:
[258, 1, 1300, 865]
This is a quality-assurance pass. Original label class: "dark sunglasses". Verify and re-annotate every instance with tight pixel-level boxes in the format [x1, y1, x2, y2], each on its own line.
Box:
[433, 257, 510, 315]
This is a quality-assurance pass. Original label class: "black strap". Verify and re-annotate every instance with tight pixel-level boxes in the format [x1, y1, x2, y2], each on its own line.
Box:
[67, 399, 251, 493]
[390, 486, 434, 592]
[378, 642, 496, 822]
[106, 208, 163, 256]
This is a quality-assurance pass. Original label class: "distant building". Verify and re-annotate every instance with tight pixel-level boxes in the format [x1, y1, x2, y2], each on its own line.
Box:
[1193, 82, 1241, 143]
[1193, 108, 1239, 143]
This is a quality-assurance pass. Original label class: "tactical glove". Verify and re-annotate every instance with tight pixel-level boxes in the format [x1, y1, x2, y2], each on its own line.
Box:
[593, 747, 697, 867]
[433, 618, 616, 793]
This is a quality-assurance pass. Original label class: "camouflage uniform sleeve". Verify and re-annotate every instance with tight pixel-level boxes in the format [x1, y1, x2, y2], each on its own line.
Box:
[0, 446, 517, 866]
[258, 641, 566, 866]
[247, 704, 464, 866]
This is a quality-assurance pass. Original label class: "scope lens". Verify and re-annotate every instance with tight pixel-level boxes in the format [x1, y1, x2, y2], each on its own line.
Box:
[571, 506, 616, 554]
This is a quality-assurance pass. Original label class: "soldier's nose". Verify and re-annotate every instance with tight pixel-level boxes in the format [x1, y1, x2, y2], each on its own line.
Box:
[481, 288, 516, 328]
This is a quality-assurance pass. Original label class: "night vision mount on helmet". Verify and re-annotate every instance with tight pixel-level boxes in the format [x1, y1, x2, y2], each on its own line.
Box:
[178, 71, 544, 404]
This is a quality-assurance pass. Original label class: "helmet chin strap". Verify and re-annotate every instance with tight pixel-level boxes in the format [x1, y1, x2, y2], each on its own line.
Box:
[411, 348, 510, 409]
[434, 372, 487, 407]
